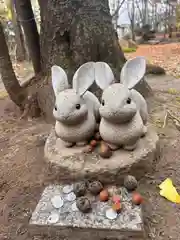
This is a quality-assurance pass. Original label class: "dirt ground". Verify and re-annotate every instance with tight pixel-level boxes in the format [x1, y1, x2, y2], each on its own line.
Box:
[0, 74, 179, 240]
[1, 41, 180, 239]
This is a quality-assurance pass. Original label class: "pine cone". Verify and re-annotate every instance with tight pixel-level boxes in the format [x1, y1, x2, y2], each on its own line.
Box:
[76, 197, 91, 213]
[124, 175, 138, 191]
[88, 181, 103, 195]
[73, 182, 86, 197]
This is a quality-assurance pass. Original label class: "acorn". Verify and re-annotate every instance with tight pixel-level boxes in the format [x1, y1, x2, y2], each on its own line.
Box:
[76, 196, 92, 213]
[88, 181, 103, 196]
[73, 182, 86, 197]
[124, 175, 138, 192]
[132, 192, 143, 205]
[90, 140, 97, 148]
[98, 142, 112, 158]
[99, 189, 109, 202]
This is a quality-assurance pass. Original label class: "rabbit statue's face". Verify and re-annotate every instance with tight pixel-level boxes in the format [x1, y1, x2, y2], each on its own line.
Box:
[100, 83, 137, 123]
[53, 89, 88, 124]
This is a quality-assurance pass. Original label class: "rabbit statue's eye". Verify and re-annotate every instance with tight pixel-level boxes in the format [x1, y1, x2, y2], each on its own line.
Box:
[54, 105, 57, 111]
[101, 100, 105, 106]
[76, 104, 81, 110]
[126, 98, 131, 104]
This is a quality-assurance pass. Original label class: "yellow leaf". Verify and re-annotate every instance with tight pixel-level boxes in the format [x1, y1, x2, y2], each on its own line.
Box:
[159, 178, 180, 204]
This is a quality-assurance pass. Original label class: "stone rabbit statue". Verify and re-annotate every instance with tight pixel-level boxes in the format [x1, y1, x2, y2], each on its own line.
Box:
[52, 62, 100, 147]
[94, 56, 148, 151]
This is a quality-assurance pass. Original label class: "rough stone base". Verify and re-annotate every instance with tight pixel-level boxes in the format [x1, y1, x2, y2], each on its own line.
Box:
[44, 126, 159, 185]
[29, 184, 145, 240]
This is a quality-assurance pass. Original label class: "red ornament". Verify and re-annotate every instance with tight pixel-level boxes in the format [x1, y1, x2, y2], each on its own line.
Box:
[132, 192, 143, 205]
[112, 195, 121, 203]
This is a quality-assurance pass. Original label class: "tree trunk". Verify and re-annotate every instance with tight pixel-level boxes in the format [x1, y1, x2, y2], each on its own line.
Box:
[9, 0, 26, 61]
[14, 0, 41, 74]
[0, 21, 26, 108]
[37, 0, 152, 122]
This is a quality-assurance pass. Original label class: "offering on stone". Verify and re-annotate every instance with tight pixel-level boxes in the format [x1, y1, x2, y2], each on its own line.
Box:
[71, 202, 79, 212]
[62, 184, 74, 194]
[112, 202, 122, 213]
[99, 189, 109, 202]
[65, 192, 76, 202]
[51, 195, 64, 209]
[132, 192, 143, 205]
[124, 175, 138, 192]
[76, 196, 92, 213]
[112, 195, 121, 204]
[105, 208, 117, 220]
[73, 182, 87, 197]
[88, 181, 103, 195]
[47, 212, 59, 224]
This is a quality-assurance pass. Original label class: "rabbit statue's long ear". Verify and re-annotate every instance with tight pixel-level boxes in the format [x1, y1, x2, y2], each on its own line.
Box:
[120, 56, 146, 89]
[51, 65, 69, 96]
[95, 62, 114, 90]
[72, 62, 95, 96]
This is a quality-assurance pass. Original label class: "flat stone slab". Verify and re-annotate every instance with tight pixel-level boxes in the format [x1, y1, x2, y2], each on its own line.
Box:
[44, 126, 159, 185]
[29, 184, 145, 240]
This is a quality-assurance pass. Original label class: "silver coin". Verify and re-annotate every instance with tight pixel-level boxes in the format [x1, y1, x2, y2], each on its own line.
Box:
[62, 185, 73, 194]
[105, 208, 117, 220]
[47, 212, 59, 224]
[51, 195, 64, 209]
[71, 202, 79, 211]
[65, 192, 76, 202]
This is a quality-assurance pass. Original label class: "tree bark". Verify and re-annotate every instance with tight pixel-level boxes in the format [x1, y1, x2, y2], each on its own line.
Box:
[37, 0, 152, 122]
[0, 21, 26, 108]
[14, 0, 41, 74]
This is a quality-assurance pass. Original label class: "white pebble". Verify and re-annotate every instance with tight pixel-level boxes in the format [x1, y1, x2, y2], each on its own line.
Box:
[62, 185, 73, 194]
[65, 192, 76, 202]
[47, 212, 59, 224]
[71, 202, 79, 212]
[51, 195, 64, 209]
[105, 208, 117, 220]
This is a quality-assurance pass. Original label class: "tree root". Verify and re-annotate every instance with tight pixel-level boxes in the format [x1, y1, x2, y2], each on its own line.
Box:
[20, 93, 41, 120]
[146, 64, 165, 75]
[163, 110, 180, 130]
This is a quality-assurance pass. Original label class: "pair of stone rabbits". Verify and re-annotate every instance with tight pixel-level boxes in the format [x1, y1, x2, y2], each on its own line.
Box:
[52, 56, 148, 151]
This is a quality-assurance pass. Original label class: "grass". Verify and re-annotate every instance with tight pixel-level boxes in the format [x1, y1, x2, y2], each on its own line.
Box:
[167, 88, 178, 95]
[0, 90, 8, 99]
[122, 47, 137, 53]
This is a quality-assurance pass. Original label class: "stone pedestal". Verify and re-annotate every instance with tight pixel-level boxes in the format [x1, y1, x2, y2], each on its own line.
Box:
[29, 184, 145, 240]
[44, 125, 159, 185]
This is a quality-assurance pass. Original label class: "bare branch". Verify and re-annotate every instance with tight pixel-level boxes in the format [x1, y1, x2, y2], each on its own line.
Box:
[112, 0, 126, 17]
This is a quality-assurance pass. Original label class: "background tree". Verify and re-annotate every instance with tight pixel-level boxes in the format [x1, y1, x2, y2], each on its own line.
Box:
[0, 21, 26, 108]
[14, 0, 41, 74]
[5, 0, 26, 61]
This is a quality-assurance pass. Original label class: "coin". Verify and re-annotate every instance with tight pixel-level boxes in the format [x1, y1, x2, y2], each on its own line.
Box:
[51, 195, 64, 209]
[47, 212, 59, 224]
[62, 185, 73, 194]
[65, 192, 76, 202]
[105, 208, 117, 220]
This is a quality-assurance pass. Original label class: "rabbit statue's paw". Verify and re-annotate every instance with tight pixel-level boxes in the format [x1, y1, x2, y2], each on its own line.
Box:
[63, 141, 75, 148]
[140, 125, 147, 138]
[107, 143, 120, 151]
[76, 141, 88, 147]
[123, 142, 137, 151]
